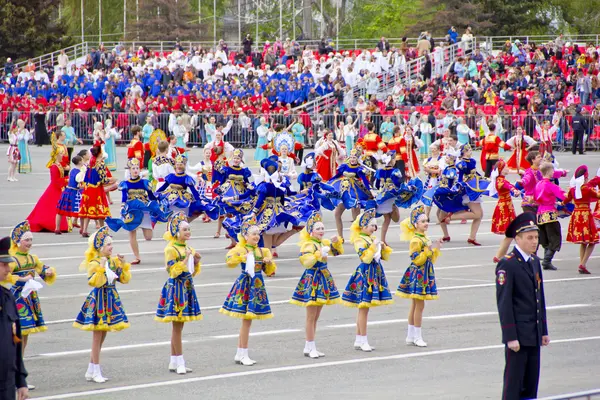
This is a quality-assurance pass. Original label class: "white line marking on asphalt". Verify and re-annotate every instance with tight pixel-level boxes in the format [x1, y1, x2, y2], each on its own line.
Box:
[32, 335, 600, 399]
[35, 304, 591, 357]
[439, 276, 600, 290]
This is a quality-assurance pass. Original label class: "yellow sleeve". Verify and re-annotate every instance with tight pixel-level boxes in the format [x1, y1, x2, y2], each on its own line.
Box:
[409, 239, 432, 267]
[112, 257, 132, 284]
[298, 242, 319, 269]
[381, 244, 393, 261]
[355, 239, 376, 264]
[330, 237, 345, 256]
[33, 255, 57, 285]
[431, 248, 441, 264]
[262, 248, 277, 276]
[1, 273, 18, 286]
[165, 247, 185, 279]
[87, 261, 107, 288]
[225, 245, 246, 268]
[189, 246, 201, 277]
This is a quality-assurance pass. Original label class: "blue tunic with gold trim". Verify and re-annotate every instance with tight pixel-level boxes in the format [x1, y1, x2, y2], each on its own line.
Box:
[327, 163, 372, 209]
[456, 157, 490, 202]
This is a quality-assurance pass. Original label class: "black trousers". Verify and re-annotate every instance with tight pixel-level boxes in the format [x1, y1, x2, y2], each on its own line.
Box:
[538, 221, 562, 252]
[502, 345, 540, 400]
[572, 130, 585, 154]
[67, 146, 74, 160]
[0, 376, 16, 400]
[485, 159, 499, 178]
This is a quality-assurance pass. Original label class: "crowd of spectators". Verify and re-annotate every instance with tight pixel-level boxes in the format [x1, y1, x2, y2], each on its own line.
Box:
[2, 31, 600, 152]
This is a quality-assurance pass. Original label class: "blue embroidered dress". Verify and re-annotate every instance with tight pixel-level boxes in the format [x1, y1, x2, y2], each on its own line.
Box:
[73, 257, 131, 331]
[373, 167, 423, 215]
[327, 163, 373, 209]
[342, 234, 394, 308]
[9, 251, 57, 335]
[155, 241, 202, 322]
[213, 165, 254, 215]
[56, 167, 83, 217]
[456, 157, 490, 202]
[396, 233, 440, 300]
[431, 165, 468, 213]
[220, 244, 277, 319]
[156, 172, 218, 218]
[291, 237, 343, 306]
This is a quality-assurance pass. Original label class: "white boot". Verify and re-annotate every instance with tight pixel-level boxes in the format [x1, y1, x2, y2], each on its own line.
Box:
[406, 325, 415, 345]
[353, 335, 363, 350]
[91, 364, 107, 383]
[168, 356, 177, 372]
[234, 348, 244, 364]
[176, 355, 192, 374]
[303, 341, 311, 356]
[306, 341, 319, 359]
[239, 349, 256, 366]
[360, 336, 375, 352]
[413, 327, 427, 347]
[314, 342, 325, 358]
[85, 363, 94, 381]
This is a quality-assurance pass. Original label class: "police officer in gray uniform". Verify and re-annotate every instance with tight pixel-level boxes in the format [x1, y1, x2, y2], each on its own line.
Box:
[0, 236, 29, 400]
[495, 213, 550, 400]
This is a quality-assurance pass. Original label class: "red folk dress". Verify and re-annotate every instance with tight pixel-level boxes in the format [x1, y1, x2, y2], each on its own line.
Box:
[79, 156, 111, 220]
[27, 164, 71, 232]
[491, 176, 517, 234]
[315, 141, 342, 181]
[564, 185, 600, 244]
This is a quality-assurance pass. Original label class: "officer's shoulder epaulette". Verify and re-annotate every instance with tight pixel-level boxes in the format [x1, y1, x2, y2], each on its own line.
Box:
[503, 254, 514, 260]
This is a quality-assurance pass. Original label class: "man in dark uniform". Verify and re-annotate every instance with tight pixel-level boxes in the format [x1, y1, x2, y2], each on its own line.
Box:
[496, 213, 550, 400]
[0, 237, 29, 400]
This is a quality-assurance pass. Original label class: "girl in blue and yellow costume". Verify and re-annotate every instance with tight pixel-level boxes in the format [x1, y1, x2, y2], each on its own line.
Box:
[8, 221, 56, 363]
[342, 207, 393, 352]
[439, 143, 488, 246]
[220, 216, 277, 366]
[329, 148, 373, 241]
[396, 205, 442, 348]
[213, 149, 255, 247]
[373, 150, 424, 244]
[73, 226, 131, 384]
[290, 212, 343, 359]
[155, 212, 202, 375]
[156, 154, 218, 222]
[106, 158, 171, 265]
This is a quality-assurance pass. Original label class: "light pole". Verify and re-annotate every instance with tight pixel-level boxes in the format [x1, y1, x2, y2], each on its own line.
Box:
[279, 0, 282, 41]
[213, 0, 217, 49]
[99, 0, 102, 43]
[136, 0, 139, 40]
[238, 0, 241, 51]
[124, 0, 127, 40]
[81, 0, 84, 42]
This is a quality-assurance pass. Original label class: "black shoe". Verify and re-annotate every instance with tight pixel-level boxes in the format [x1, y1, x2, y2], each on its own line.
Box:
[542, 263, 558, 271]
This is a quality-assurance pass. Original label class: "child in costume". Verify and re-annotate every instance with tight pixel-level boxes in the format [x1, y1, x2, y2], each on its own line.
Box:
[73, 226, 131, 383]
[79, 146, 111, 237]
[155, 212, 202, 374]
[563, 166, 600, 274]
[56, 155, 86, 233]
[220, 216, 277, 366]
[342, 207, 393, 352]
[290, 212, 343, 358]
[16, 119, 32, 174]
[397, 205, 441, 347]
[106, 158, 171, 265]
[8, 220, 57, 390]
[534, 162, 566, 271]
[490, 160, 521, 262]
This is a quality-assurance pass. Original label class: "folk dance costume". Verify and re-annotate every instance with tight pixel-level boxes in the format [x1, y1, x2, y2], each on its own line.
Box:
[220, 216, 277, 319]
[155, 213, 202, 323]
[506, 134, 536, 173]
[362, 131, 387, 157]
[397, 206, 439, 300]
[254, 122, 272, 162]
[8, 221, 57, 335]
[291, 213, 343, 307]
[520, 166, 543, 214]
[213, 150, 254, 216]
[16, 121, 32, 174]
[490, 160, 520, 235]
[456, 145, 490, 204]
[315, 138, 345, 181]
[535, 123, 558, 156]
[152, 155, 175, 192]
[564, 167, 600, 274]
[534, 176, 566, 270]
[57, 166, 86, 218]
[342, 208, 393, 308]
[73, 226, 131, 332]
[373, 153, 423, 216]
[7, 131, 20, 181]
[429, 149, 467, 213]
[106, 159, 171, 232]
[27, 148, 71, 233]
[103, 119, 120, 171]
[402, 131, 423, 179]
[386, 133, 407, 172]
[478, 120, 511, 177]
[79, 155, 111, 221]
[327, 150, 373, 210]
[423, 155, 442, 190]
[397, 206, 440, 347]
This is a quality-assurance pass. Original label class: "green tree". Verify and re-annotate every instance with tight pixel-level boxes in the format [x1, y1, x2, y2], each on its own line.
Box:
[133, 0, 202, 41]
[0, 0, 71, 64]
[407, 0, 493, 38]
[341, 0, 419, 40]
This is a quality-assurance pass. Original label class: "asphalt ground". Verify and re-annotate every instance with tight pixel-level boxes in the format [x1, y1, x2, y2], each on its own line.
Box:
[1, 145, 599, 400]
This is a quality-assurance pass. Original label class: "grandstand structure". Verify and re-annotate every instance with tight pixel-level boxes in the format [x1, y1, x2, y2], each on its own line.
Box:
[2, 34, 600, 151]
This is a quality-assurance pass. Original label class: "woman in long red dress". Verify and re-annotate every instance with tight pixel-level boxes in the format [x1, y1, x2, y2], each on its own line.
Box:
[403, 125, 423, 179]
[489, 160, 520, 262]
[564, 165, 600, 274]
[27, 145, 71, 233]
[79, 146, 111, 237]
[505, 126, 537, 174]
[315, 130, 345, 181]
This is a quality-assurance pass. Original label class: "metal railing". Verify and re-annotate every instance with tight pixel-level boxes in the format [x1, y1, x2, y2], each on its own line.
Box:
[3, 110, 599, 151]
[538, 389, 600, 400]
[4, 43, 89, 73]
